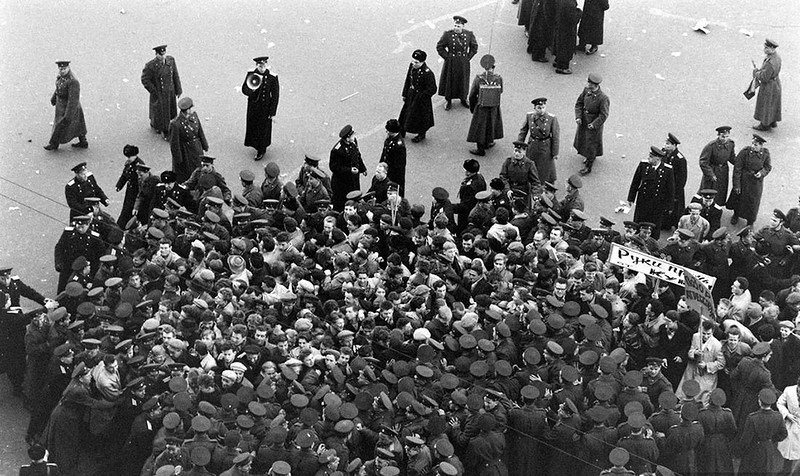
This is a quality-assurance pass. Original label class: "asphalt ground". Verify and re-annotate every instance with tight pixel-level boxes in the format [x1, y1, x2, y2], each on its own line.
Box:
[1, 0, 798, 471]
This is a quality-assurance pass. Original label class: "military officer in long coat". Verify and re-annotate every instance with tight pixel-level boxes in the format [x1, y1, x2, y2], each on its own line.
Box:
[730, 134, 771, 226]
[574, 74, 609, 175]
[329, 125, 367, 211]
[626, 146, 675, 240]
[398, 50, 437, 143]
[65, 162, 109, 221]
[698, 126, 735, 206]
[518, 97, 560, 184]
[45, 61, 88, 151]
[170, 97, 209, 183]
[436, 16, 478, 110]
[662, 133, 687, 230]
[697, 388, 736, 476]
[141, 45, 182, 140]
[752, 39, 782, 131]
[454, 159, 487, 232]
[467, 54, 504, 156]
[380, 119, 407, 197]
[552, 0, 581, 74]
[133, 163, 161, 225]
[730, 342, 776, 429]
[242, 56, 280, 161]
[54, 215, 104, 293]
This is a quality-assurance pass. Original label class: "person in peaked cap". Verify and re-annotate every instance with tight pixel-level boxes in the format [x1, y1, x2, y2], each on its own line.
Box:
[436, 15, 478, 110]
[65, 161, 109, 221]
[183, 155, 232, 204]
[575, 73, 610, 175]
[752, 38, 782, 131]
[467, 53, 503, 157]
[399, 49, 437, 143]
[380, 118, 407, 196]
[689, 188, 723, 240]
[169, 95, 208, 183]
[556, 174, 584, 221]
[600, 448, 635, 475]
[698, 125, 735, 206]
[729, 340, 775, 426]
[242, 54, 280, 161]
[142, 44, 182, 140]
[626, 145, 675, 240]
[45, 60, 88, 151]
[662, 132, 688, 230]
[463, 413, 507, 476]
[518, 96, 560, 184]
[737, 387, 787, 475]
[500, 136, 539, 206]
[729, 132, 772, 226]
[0, 266, 46, 308]
[330, 124, 367, 211]
[454, 158, 487, 232]
[54, 212, 104, 293]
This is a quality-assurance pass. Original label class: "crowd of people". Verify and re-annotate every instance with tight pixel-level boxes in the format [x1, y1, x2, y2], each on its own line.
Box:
[2, 3, 789, 476]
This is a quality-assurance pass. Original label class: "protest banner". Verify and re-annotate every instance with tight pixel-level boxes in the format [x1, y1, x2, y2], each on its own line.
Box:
[608, 243, 716, 289]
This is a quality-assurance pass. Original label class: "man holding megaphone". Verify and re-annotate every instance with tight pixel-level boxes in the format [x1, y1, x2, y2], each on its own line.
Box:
[242, 56, 280, 162]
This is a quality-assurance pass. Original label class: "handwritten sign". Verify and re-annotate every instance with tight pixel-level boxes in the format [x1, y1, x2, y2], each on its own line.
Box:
[608, 243, 716, 289]
[684, 270, 717, 320]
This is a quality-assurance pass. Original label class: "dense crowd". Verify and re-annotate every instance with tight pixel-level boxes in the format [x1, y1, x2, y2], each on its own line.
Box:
[1, 131, 800, 476]
[3, 0, 789, 475]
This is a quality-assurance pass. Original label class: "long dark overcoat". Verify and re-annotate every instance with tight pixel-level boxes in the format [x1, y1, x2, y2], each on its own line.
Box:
[242, 69, 280, 151]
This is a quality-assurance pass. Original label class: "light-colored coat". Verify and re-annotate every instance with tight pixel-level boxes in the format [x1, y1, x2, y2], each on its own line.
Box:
[677, 332, 725, 404]
[777, 385, 800, 460]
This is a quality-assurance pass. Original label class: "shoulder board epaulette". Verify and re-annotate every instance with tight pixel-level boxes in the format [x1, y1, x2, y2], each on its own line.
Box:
[676, 151, 685, 159]
[640, 159, 649, 163]
[668, 424, 680, 429]
[179, 184, 188, 190]
[87, 172, 94, 177]
[67, 179, 75, 185]
[663, 163, 673, 168]
[65, 226, 74, 231]
[10, 275, 20, 280]
[692, 194, 702, 200]
[157, 183, 166, 188]
[714, 204, 724, 210]
[91, 231, 100, 237]
[722, 407, 732, 412]
[334, 143, 341, 150]
[547, 113, 555, 117]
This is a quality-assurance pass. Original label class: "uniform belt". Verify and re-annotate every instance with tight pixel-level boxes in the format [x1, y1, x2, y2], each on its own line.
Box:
[531, 136, 552, 141]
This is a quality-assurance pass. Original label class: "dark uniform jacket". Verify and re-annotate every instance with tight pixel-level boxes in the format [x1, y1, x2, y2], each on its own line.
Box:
[380, 133, 407, 196]
[141, 55, 182, 132]
[54, 226, 104, 289]
[627, 160, 674, 238]
[731, 145, 771, 223]
[242, 69, 279, 152]
[134, 173, 161, 224]
[617, 432, 659, 474]
[1, 275, 45, 307]
[19, 462, 61, 476]
[65, 173, 108, 220]
[500, 157, 540, 198]
[455, 173, 487, 226]
[698, 138, 735, 206]
[329, 139, 366, 211]
[436, 29, 478, 100]
[697, 405, 736, 475]
[664, 148, 687, 228]
[184, 167, 230, 202]
[518, 112, 560, 184]
[736, 408, 787, 475]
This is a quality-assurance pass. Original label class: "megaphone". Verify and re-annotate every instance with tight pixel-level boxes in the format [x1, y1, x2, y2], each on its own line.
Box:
[246, 72, 263, 91]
